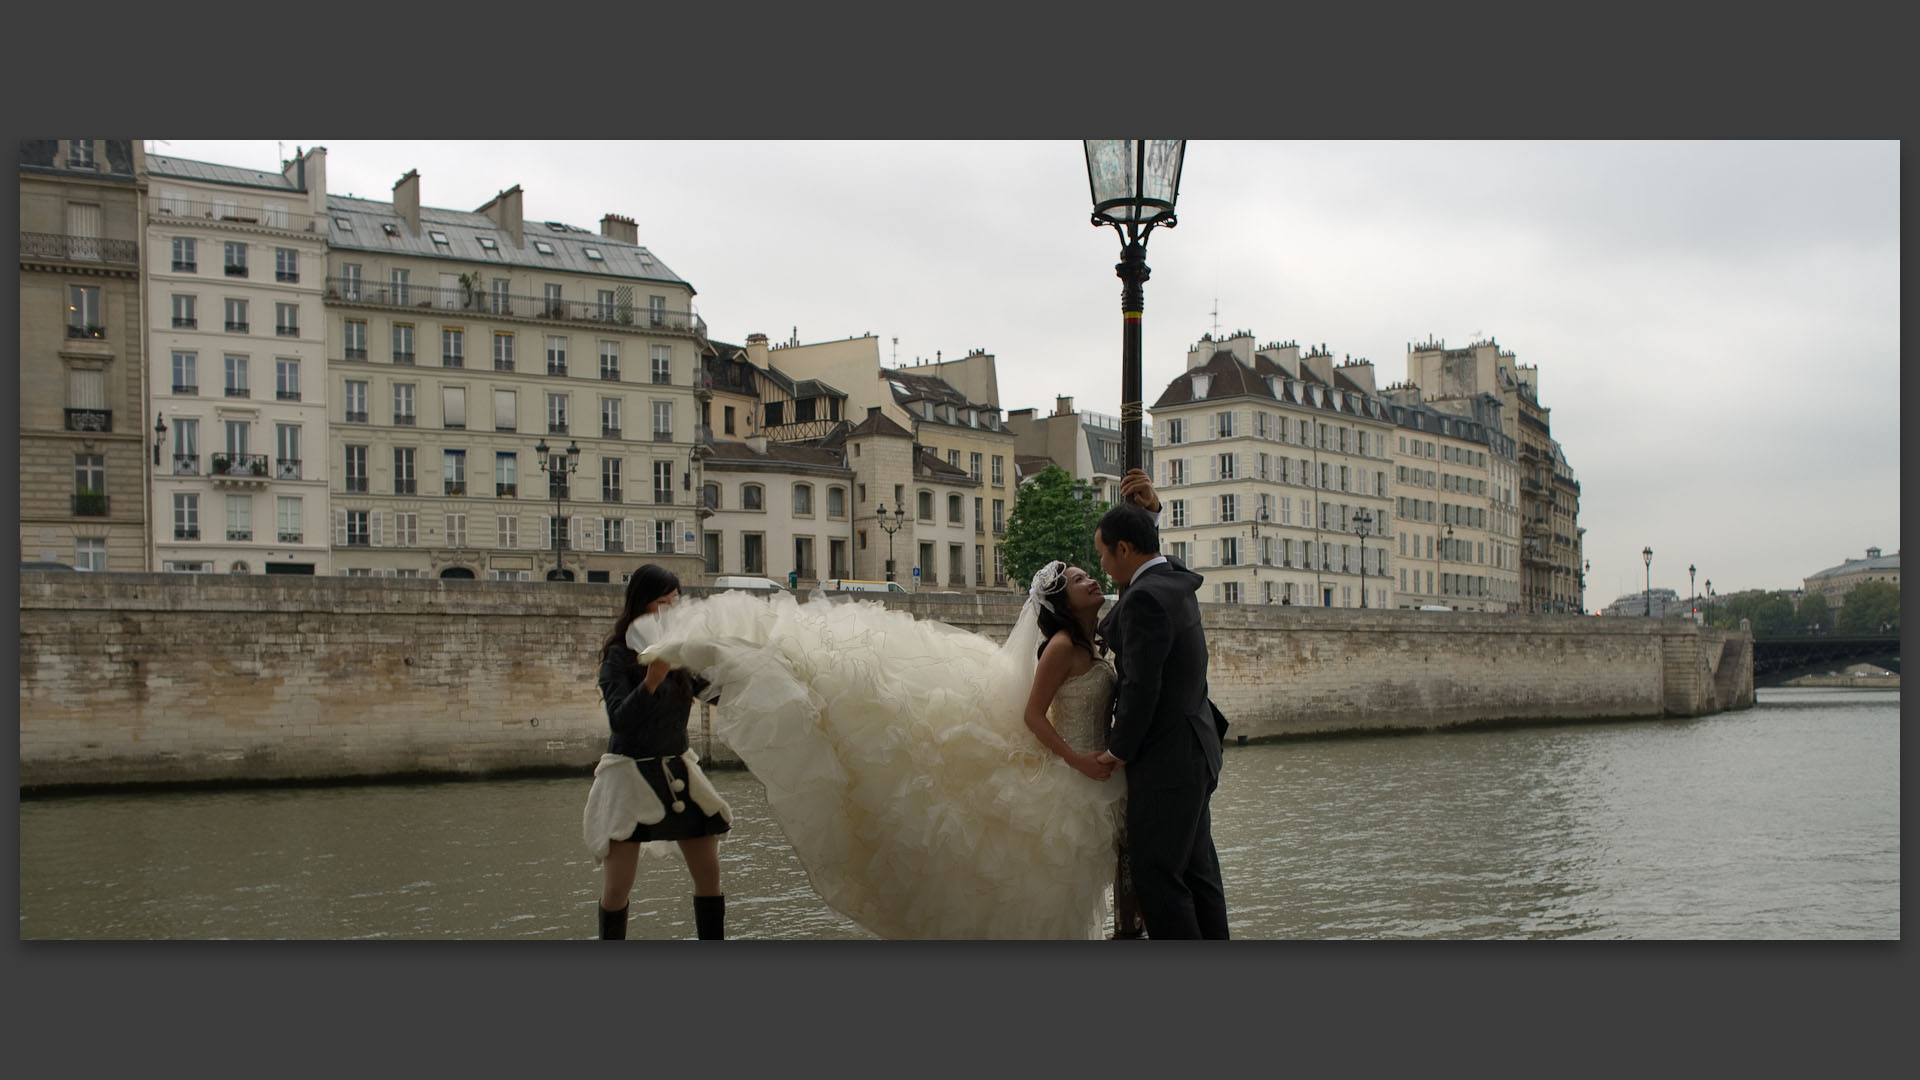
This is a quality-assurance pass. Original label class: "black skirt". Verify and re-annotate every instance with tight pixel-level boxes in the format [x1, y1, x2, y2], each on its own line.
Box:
[619, 754, 732, 844]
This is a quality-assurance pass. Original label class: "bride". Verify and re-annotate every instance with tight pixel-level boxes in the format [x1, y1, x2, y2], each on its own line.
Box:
[627, 560, 1132, 939]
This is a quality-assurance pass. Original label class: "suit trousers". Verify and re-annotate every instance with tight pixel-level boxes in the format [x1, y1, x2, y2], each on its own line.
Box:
[1125, 754, 1230, 940]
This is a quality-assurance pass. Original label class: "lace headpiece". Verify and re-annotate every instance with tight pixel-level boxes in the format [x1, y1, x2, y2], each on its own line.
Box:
[1027, 560, 1068, 615]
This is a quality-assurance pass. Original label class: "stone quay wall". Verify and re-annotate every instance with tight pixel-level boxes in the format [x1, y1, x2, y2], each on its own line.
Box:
[16, 573, 1754, 790]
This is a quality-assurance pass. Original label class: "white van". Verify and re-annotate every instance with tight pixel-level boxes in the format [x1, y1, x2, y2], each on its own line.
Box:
[820, 578, 908, 594]
[712, 575, 787, 592]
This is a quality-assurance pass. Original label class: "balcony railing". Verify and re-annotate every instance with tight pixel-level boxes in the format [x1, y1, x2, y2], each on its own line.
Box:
[172, 317, 197, 329]
[19, 231, 139, 266]
[72, 492, 109, 516]
[548, 422, 568, 435]
[395, 478, 417, 494]
[279, 531, 303, 543]
[442, 354, 464, 368]
[604, 540, 626, 553]
[277, 325, 300, 338]
[653, 431, 674, 442]
[392, 351, 414, 365]
[65, 408, 111, 432]
[228, 529, 251, 542]
[226, 387, 250, 399]
[547, 363, 568, 377]
[173, 454, 200, 475]
[173, 260, 196, 272]
[321, 277, 708, 340]
[394, 414, 416, 426]
[548, 484, 571, 500]
[276, 271, 299, 283]
[209, 452, 270, 480]
[345, 478, 368, 493]
[175, 528, 199, 541]
[276, 459, 301, 480]
[277, 389, 300, 401]
[149, 198, 321, 234]
[497, 483, 517, 498]
[603, 487, 622, 503]
[225, 321, 249, 333]
[226, 264, 248, 277]
[344, 347, 367, 361]
[345, 411, 367, 423]
[602, 427, 621, 439]
[444, 481, 467, 496]
[653, 490, 674, 505]
[67, 324, 106, 340]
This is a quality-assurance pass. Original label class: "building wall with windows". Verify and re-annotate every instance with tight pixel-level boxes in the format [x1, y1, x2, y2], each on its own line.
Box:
[843, 408, 920, 585]
[1802, 547, 1900, 612]
[320, 175, 704, 583]
[1151, 334, 1397, 608]
[1379, 385, 1519, 612]
[699, 438, 854, 583]
[1006, 394, 1153, 504]
[145, 148, 333, 575]
[18, 140, 148, 571]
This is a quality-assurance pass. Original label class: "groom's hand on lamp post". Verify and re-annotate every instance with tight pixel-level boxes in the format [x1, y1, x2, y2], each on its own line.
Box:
[1119, 469, 1160, 514]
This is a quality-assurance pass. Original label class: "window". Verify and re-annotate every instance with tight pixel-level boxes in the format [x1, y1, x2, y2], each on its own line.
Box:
[547, 392, 569, 434]
[797, 537, 817, 579]
[71, 453, 106, 517]
[275, 358, 300, 402]
[389, 268, 410, 307]
[68, 285, 102, 338]
[992, 499, 1004, 534]
[172, 236, 197, 272]
[948, 449, 961, 469]
[345, 510, 371, 547]
[442, 385, 466, 429]
[742, 484, 764, 511]
[534, 240, 554, 256]
[493, 332, 514, 371]
[68, 536, 103, 572]
[918, 490, 934, 520]
[490, 278, 511, 315]
[479, 237, 498, 252]
[339, 262, 362, 300]
[1170, 500, 1187, 528]
[541, 334, 569, 377]
[225, 354, 250, 398]
[224, 241, 248, 277]
[794, 484, 814, 516]
[393, 382, 416, 426]
[68, 140, 95, 167]
[1222, 581, 1242, 604]
[973, 497, 983, 532]
[649, 295, 666, 325]
[172, 418, 200, 474]
[653, 461, 674, 505]
[1167, 459, 1186, 486]
[170, 293, 196, 330]
[723, 405, 736, 435]
[601, 396, 621, 438]
[1220, 493, 1238, 523]
[172, 351, 198, 394]
[224, 298, 249, 333]
[226, 494, 253, 542]
[275, 248, 298, 283]
[275, 302, 299, 338]
[343, 319, 367, 360]
[651, 345, 672, 385]
[600, 341, 620, 381]
[494, 514, 514, 548]
[991, 455, 1004, 486]
[742, 532, 764, 574]
[275, 424, 301, 480]
[598, 517, 623, 553]
[342, 445, 368, 493]
[969, 452, 982, 483]
[1217, 410, 1235, 438]
[442, 328, 465, 367]
[444, 450, 467, 495]
[828, 486, 846, 518]
[583, 246, 603, 262]
[173, 492, 199, 540]
[343, 379, 367, 422]
[600, 458, 620, 502]
[652, 401, 673, 441]
[702, 483, 720, 510]
[494, 452, 519, 498]
[395, 512, 418, 547]
[391, 323, 414, 363]
[431, 230, 451, 249]
[1218, 453, 1236, 480]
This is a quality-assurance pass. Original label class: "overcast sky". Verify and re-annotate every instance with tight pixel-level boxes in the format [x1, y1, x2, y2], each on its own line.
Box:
[157, 140, 1900, 605]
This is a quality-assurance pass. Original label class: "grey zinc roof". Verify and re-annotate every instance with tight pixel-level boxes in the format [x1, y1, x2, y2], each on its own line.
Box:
[1808, 551, 1900, 579]
[324, 195, 690, 289]
[148, 154, 303, 192]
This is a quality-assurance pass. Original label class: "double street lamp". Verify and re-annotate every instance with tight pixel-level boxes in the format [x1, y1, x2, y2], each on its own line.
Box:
[873, 502, 907, 582]
[1690, 562, 1698, 624]
[1642, 545, 1653, 617]
[536, 437, 580, 581]
[1353, 507, 1374, 608]
[1084, 140, 1185, 474]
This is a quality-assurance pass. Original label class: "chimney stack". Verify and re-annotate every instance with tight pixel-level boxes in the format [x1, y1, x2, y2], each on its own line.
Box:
[746, 333, 771, 368]
[393, 169, 421, 236]
[600, 213, 638, 244]
[1054, 395, 1074, 417]
[477, 185, 524, 247]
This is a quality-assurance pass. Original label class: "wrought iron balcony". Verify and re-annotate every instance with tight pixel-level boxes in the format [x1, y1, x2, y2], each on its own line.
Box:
[172, 318, 197, 329]
[225, 321, 249, 333]
[209, 452, 270, 483]
[226, 386, 250, 399]
[276, 459, 301, 480]
[496, 483, 517, 498]
[392, 351, 414, 365]
[277, 389, 300, 401]
[547, 363, 568, 377]
[276, 271, 299, 284]
[344, 347, 367, 362]
[604, 369, 624, 382]
[602, 487, 622, 503]
[345, 411, 367, 424]
[226, 264, 248, 277]
[175, 528, 200, 541]
[442, 354, 464, 368]
[72, 492, 109, 516]
[149, 198, 321, 234]
[652, 489, 674, 506]
[277, 325, 301, 338]
[444, 480, 467, 496]
[173, 260, 196, 272]
[65, 408, 111, 432]
[19, 231, 139, 266]
[321, 276, 708, 340]
[394, 414, 416, 426]
[604, 540, 626, 553]
[602, 426, 621, 439]
[548, 422, 568, 435]
[173, 454, 201, 475]
[279, 531, 303, 543]
[395, 478, 417, 495]
[67, 324, 106, 340]
[653, 431, 674, 442]
[228, 529, 252, 542]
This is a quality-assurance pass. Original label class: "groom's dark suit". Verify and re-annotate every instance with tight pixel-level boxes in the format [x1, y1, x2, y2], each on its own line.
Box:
[1099, 557, 1230, 939]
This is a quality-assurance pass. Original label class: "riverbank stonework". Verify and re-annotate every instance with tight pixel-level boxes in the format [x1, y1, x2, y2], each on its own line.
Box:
[17, 573, 1754, 790]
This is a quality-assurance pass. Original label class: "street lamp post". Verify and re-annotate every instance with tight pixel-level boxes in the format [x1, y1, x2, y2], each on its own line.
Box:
[153, 413, 168, 468]
[1583, 558, 1590, 614]
[1250, 506, 1271, 602]
[1353, 507, 1374, 608]
[1643, 545, 1653, 617]
[874, 502, 906, 582]
[535, 438, 580, 581]
[1689, 563, 1697, 624]
[1084, 140, 1185, 474]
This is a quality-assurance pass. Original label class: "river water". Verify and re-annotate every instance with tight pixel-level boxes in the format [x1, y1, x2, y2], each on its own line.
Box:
[18, 687, 1898, 940]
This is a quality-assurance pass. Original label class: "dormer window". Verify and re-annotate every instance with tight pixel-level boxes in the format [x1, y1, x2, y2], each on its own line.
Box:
[335, 216, 352, 230]
[583, 247, 604, 261]
[381, 223, 397, 236]
[430, 231, 451, 248]
[534, 240, 555, 255]
[478, 236, 498, 251]
[1190, 373, 1212, 398]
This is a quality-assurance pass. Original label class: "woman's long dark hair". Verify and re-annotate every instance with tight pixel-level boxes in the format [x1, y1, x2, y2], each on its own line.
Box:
[1035, 563, 1103, 662]
[602, 563, 681, 658]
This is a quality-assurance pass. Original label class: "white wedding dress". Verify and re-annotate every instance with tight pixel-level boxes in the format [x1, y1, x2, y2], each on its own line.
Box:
[628, 589, 1124, 940]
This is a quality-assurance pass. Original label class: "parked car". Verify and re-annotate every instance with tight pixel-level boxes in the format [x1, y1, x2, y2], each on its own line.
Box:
[712, 575, 788, 593]
[820, 578, 908, 594]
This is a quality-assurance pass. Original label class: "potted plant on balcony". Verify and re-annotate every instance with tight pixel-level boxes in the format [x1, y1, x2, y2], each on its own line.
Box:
[211, 453, 231, 474]
[250, 459, 269, 477]
[458, 271, 484, 311]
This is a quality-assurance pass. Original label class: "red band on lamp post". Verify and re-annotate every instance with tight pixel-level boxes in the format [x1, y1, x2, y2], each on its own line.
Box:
[1124, 311, 1142, 323]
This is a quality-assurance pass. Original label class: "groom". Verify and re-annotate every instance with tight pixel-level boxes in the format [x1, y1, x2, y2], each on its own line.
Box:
[1093, 484, 1230, 940]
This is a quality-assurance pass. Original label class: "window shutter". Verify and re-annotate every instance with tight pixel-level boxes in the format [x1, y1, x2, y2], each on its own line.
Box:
[624, 518, 636, 554]
[1210, 498, 1218, 524]
[643, 520, 657, 554]
[369, 510, 383, 546]
[334, 509, 347, 546]
[1235, 452, 1243, 479]
[1211, 540, 1219, 567]
[1206, 414, 1216, 440]
[1209, 456, 1217, 482]
[674, 521, 688, 554]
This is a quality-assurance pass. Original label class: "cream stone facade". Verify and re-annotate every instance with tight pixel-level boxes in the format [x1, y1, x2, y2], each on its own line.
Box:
[18, 140, 149, 571]
[1802, 547, 1900, 611]
[145, 149, 333, 575]
[1006, 393, 1152, 504]
[1379, 384, 1520, 611]
[1150, 333, 1396, 608]
[320, 173, 704, 584]
[699, 435, 855, 584]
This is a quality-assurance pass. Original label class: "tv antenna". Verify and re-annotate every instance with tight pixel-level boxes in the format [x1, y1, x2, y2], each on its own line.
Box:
[892, 337, 899, 365]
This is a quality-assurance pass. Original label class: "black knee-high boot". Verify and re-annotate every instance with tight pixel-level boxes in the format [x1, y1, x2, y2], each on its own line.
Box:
[598, 903, 628, 940]
[693, 894, 725, 940]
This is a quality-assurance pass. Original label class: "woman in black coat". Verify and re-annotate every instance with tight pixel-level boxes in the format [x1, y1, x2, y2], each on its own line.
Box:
[581, 565, 732, 939]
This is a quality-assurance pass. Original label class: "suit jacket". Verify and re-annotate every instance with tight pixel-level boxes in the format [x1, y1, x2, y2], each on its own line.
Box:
[1099, 558, 1226, 786]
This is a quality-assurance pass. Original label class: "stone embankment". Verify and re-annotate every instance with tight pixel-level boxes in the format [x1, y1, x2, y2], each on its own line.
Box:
[16, 573, 1754, 790]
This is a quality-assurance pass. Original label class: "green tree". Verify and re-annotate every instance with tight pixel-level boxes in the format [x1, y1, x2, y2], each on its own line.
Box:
[1748, 591, 1798, 634]
[1796, 591, 1831, 632]
[1001, 465, 1112, 593]
[1837, 581, 1900, 634]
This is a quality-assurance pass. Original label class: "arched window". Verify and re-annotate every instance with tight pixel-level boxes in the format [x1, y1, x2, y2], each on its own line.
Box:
[702, 482, 720, 510]
[792, 482, 813, 516]
[827, 486, 846, 518]
[742, 483, 764, 511]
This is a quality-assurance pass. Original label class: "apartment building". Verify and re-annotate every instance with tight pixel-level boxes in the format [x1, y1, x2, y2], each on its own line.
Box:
[1378, 384, 1520, 611]
[1006, 393, 1154, 503]
[321, 172, 705, 583]
[1150, 332, 1396, 608]
[144, 148, 332, 575]
[18, 140, 148, 570]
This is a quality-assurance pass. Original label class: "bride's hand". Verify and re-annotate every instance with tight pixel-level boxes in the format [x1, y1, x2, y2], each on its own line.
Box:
[1072, 753, 1114, 782]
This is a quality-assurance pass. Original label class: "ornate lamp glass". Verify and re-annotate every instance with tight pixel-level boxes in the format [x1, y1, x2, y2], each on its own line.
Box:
[1083, 140, 1186, 227]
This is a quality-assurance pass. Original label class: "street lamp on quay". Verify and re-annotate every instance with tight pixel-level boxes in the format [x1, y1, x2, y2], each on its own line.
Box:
[1352, 507, 1374, 608]
[1643, 545, 1654, 617]
[873, 502, 907, 583]
[152, 413, 168, 468]
[1084, 140, 1185, 474]
[1250, 506, 1271, 600]
[535, 437, 580, 582]
[1690, 563, 1698, 624]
